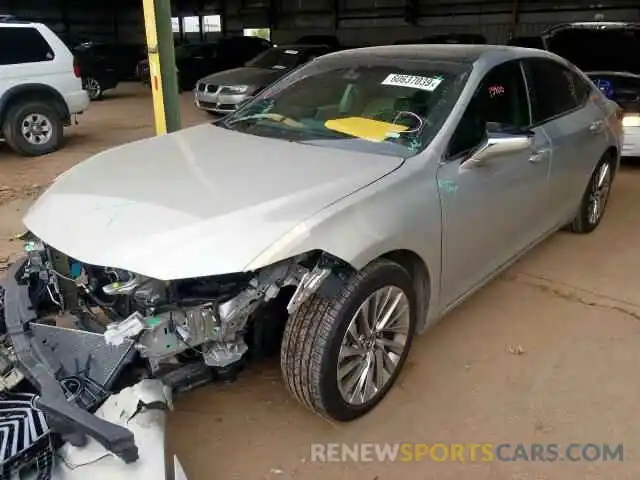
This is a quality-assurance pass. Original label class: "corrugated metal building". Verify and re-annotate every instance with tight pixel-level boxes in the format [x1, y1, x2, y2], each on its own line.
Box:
[0, 0, 638, 45]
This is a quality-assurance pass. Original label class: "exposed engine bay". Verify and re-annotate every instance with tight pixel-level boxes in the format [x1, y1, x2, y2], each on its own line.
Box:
[0, 233, 348, 476]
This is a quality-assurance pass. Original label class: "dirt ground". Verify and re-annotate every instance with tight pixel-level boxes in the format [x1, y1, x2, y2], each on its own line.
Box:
[2, 83, 640, 480]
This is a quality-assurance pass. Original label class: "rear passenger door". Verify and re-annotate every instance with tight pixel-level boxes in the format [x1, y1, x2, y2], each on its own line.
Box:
[522, 58, 608, 226]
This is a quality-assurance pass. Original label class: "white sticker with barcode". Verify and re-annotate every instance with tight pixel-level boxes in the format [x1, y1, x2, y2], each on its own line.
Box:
[381, 73, 443, 91]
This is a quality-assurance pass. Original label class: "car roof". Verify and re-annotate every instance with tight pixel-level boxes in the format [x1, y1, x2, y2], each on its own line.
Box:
[321, 44, 554, 66]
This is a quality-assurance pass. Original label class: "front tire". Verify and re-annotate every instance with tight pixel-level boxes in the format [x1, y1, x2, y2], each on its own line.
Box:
[2, 101, 63, 156]
[281, 259, 417, 421]
[568, 154, 614, 234]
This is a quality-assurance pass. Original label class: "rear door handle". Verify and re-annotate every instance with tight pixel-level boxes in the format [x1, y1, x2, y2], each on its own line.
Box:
[589, 120, 604, 133]
[528, 149, 550, 163]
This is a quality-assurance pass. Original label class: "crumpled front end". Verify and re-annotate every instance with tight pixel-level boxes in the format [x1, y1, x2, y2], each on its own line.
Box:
[0, 234, 351, 477]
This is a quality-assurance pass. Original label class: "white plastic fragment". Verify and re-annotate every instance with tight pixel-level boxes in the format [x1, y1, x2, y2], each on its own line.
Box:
[52, 379, 180, 479]
[174, 455, 189, 480]
[104, 311, 145, 346]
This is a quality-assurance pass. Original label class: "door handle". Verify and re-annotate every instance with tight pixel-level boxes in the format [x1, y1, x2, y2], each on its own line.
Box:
[589, 120, 604, 133]
[528, 149, 550, 163]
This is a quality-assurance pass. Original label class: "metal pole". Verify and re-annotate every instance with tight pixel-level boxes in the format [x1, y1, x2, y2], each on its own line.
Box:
[142, 0, 181, 135]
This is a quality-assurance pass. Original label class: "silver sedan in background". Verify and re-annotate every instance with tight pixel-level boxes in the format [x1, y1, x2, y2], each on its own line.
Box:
[15, 45, 623, 427]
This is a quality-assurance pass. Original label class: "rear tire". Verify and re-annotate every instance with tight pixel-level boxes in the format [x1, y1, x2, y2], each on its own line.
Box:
[281, 259, 417, 421]
[568, 154, 614, 234]
[2, 101, 63, 157]
[83, 76, 103, 101]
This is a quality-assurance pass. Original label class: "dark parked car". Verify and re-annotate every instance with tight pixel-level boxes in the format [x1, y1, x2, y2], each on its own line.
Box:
[72, 42, 119, 100]
[83, 43, 146, 80]
[540, 22, 640, 157]
[294, 34, 342, 49]
[138, 37, 272, 91]
[194, 44, 335, 114]
[507, 36, 544, 48]
[394, 33, 487, 45]
[541, 22, 640, 75]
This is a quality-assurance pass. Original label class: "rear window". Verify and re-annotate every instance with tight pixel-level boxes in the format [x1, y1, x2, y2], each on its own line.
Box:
[525, 58, 587, 123]
[0, 27, 55, 65]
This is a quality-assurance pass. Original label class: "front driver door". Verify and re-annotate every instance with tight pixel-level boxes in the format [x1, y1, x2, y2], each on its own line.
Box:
[437, 60, 552, 308]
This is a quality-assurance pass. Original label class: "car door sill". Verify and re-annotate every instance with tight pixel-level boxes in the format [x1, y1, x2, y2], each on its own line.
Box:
[427, 224, 561, 330]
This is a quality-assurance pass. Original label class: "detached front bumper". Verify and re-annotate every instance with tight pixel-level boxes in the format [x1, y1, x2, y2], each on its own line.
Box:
[0, 258, 139, 463]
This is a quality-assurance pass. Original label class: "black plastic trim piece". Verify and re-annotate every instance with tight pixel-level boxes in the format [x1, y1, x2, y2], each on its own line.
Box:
[0, 258, 139, 463]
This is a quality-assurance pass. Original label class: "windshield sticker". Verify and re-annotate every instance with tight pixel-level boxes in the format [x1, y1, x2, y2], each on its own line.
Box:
[488, 85, 505, 97]
[284, 49, 299, 54]
[324, 117, 409, 142]
[382, 74, 443, 91]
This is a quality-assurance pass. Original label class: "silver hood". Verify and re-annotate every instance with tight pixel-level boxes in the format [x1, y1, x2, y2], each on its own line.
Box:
[24, 123, 403, 280]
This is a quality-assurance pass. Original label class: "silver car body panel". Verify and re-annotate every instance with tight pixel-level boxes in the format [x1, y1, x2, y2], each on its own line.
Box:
[24, 45, 623, 332]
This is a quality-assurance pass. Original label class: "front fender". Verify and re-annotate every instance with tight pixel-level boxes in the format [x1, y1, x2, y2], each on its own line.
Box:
[244, 159, 443, 311]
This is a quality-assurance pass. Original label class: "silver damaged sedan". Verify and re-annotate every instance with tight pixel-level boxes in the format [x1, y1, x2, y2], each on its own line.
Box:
[5, 46, 624, 431]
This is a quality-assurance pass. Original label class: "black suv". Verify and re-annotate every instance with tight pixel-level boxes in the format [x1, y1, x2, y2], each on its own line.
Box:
[71, 42, 120, 100]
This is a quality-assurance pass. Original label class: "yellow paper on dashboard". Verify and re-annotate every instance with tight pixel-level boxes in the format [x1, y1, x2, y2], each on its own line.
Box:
[324, 117, 408, 142]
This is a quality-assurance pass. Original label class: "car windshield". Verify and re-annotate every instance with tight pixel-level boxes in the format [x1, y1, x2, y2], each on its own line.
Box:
[220, 57, 470, 157]
[547, 27, 640, 74]
[246, 48, 306, 70]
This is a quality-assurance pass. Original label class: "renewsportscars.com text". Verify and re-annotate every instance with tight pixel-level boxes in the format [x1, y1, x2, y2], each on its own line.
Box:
[310, 442, 624, 463]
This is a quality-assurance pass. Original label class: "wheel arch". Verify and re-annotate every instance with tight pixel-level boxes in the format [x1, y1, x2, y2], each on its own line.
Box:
[603, 145, 619, 177]
[377, 249, 431, 333]
[275, 247, 433, 333]
[0, 84, 70, 127]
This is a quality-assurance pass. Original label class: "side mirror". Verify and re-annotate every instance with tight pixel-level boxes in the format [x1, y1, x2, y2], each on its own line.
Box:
[465, 129, 534, 167]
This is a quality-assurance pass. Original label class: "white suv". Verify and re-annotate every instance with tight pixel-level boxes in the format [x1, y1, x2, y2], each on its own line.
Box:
[0, 19, 89, 156]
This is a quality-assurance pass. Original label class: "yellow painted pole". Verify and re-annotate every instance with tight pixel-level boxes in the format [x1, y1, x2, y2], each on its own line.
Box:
[142, 0, 168, 135]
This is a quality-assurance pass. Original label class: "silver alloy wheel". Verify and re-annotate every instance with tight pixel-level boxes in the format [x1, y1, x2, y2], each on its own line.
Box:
[85, 77, 101, 99]
[588, 162, 612, 225]
[20, 113, 53, 146]
[337, 286, 411, 406]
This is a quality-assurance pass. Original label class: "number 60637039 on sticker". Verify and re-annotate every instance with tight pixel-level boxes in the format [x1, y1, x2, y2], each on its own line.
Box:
[381, 73, 444, 91]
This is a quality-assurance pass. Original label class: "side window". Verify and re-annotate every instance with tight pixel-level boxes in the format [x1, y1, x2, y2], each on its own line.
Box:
[524, 59, 583, 124]
[566, 68, 593, 105]
[0, 28, 54, 65]
[448, 60, 529, 158]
